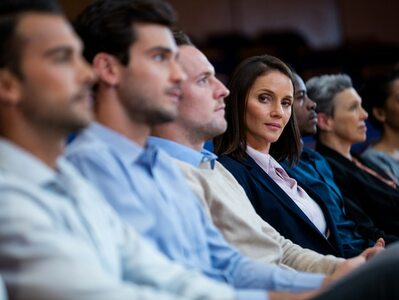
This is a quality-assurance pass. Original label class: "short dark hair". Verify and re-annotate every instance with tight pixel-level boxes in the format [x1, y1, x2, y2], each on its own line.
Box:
[0, 0, 62, 76]
[74, 0, 177, 65]
[214, 54, 301, 165]
[361, 68, 399, 130]
[173, 30, 193, 46]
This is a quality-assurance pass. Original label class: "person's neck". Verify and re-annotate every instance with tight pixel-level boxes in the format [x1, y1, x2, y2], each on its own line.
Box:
[319, 133, 352, 160]
[373, 126, 399, 154]
[1, 125, 65, 169]
[95, 92, 150, 147]
[152, 124, 204, 151]
[246, 136, 270, 155]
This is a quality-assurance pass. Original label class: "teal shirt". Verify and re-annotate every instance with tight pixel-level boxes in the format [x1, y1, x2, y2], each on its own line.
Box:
[282, 147, 374, 257]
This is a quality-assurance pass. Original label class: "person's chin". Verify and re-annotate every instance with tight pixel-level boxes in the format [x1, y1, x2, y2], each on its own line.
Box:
[301, 126, 317, 136]
[353, 135, 367, 144]
[150, 109, 178, 125]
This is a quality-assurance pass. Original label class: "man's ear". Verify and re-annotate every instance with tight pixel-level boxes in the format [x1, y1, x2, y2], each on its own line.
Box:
[317, 112, 334, 132]
[0, 69, 22, 106]
[92, 53, 123, 87]
[372, 107, 386, 123]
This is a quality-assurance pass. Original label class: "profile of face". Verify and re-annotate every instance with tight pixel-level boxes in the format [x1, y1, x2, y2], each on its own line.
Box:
[293, 74, 317, 136]
[7, 13, 95, 134]
[177, 45, 229, 140]
[328, 88, 368, 144]
[373, 78, 399, 132]
[117, 23, 186, 126]
[245, 70, 294, 153]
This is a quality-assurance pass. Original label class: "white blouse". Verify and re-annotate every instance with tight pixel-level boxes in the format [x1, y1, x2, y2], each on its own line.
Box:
[247, 146, 328, 237]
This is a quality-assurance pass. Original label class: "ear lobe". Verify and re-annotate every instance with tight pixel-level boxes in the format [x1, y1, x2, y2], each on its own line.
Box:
[0, 69, 22, 106]
[372, 107, 386, 123]
[92, 53, 122, 87]
[317, 112, 334, 132]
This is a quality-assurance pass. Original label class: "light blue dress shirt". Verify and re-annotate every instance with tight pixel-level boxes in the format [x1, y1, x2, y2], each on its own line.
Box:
[65, 123, 324, 300]
[0, 277, 7, 300]
[0, 138, 236, 300]
[148, 137, 217, 168]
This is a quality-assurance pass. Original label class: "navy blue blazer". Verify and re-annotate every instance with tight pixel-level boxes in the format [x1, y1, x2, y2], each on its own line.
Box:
[281, 147, 374, 257]
[219, 154, 344, 257]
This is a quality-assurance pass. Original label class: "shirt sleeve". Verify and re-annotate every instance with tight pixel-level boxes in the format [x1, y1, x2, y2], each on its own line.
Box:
[0, 277, 6, 300]
[198, 200, 325, 292]
[0, 186, 240, 300]
[66, 148, 158, 237]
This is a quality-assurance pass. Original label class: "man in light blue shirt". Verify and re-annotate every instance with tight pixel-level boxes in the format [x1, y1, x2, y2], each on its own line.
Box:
[64, 1, 369, 299]
[0, 1, 237, 299]
[149, 32, 399, 300]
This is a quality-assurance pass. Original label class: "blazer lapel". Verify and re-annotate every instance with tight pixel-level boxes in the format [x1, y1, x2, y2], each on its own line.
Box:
[242, 155, 328, 234]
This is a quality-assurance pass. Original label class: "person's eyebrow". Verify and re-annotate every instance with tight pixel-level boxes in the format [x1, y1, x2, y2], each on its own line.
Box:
[146, 46, 174, 55]
[43, 45, 75, 58]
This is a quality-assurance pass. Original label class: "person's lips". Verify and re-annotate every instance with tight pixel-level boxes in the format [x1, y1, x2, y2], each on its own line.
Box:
[265, 122, 282, 130]
[215, 105, 225, 113]
[308, 112, 317, 122]
[166, 87, 183, 101]
[358, 123, 367, 131]
[74, 88, 93, 106]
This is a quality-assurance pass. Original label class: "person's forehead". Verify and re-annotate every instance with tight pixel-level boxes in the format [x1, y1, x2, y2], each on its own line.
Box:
[293, 74, 306, 93]
[252, 71, 293, 92]
[179, 46, 214, 76]
[334, 87, 361, 105]
[132, 23, 177, 51]
[17, 13, 77, 46]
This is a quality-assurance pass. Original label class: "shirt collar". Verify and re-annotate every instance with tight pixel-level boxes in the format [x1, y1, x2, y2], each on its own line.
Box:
[148, 136, 217, 169]
[246, 145, 273, 173]
[0, 138, 67, 186]
[89, 122, 144, 164]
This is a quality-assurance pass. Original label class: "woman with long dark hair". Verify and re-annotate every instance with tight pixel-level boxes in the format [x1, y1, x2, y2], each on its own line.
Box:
[214, 55, 344, 257]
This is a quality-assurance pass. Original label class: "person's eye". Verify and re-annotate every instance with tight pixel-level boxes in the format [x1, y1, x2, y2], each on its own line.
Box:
[197, 76, 209, 86]
[153, 53, 167, 62]
[52, 51, 72, 63]
[258, 94, 270, 103]
[282, 99, 293, 107]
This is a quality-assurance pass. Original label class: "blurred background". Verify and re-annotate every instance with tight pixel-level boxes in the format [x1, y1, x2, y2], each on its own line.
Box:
[60, 0, 399, 87]
[60, 0, 399, 150]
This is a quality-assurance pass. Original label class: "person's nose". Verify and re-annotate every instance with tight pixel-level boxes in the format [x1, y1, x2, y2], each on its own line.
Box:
[213, 78, 229, 100]
[360, 106, 368, 120]
[270, 102, 283, 118]
[170, 60, 187, 84]
[78, 56, 97, 86]
[306, 96, 316, 110]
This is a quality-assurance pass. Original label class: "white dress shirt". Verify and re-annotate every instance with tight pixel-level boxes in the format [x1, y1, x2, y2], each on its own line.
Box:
[247, 146, 328, 237]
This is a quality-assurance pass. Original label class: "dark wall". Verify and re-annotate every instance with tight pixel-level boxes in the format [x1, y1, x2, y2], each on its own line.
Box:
[60, 0, 399, 83]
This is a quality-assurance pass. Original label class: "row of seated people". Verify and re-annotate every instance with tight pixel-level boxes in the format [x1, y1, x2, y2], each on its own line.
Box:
[1, 0, 399, 299]
[211, 60, 399, 259]
[205, 67, 399, 259]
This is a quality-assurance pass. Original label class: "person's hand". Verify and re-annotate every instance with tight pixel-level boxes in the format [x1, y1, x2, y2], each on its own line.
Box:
[268, 290, 320, 300]
[322, 254, 365, 288]
[322, 238, 385, 288]
[359, 238, 385, 260]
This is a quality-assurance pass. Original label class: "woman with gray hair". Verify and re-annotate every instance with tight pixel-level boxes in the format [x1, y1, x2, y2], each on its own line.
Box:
[307, 74, 399, 243]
